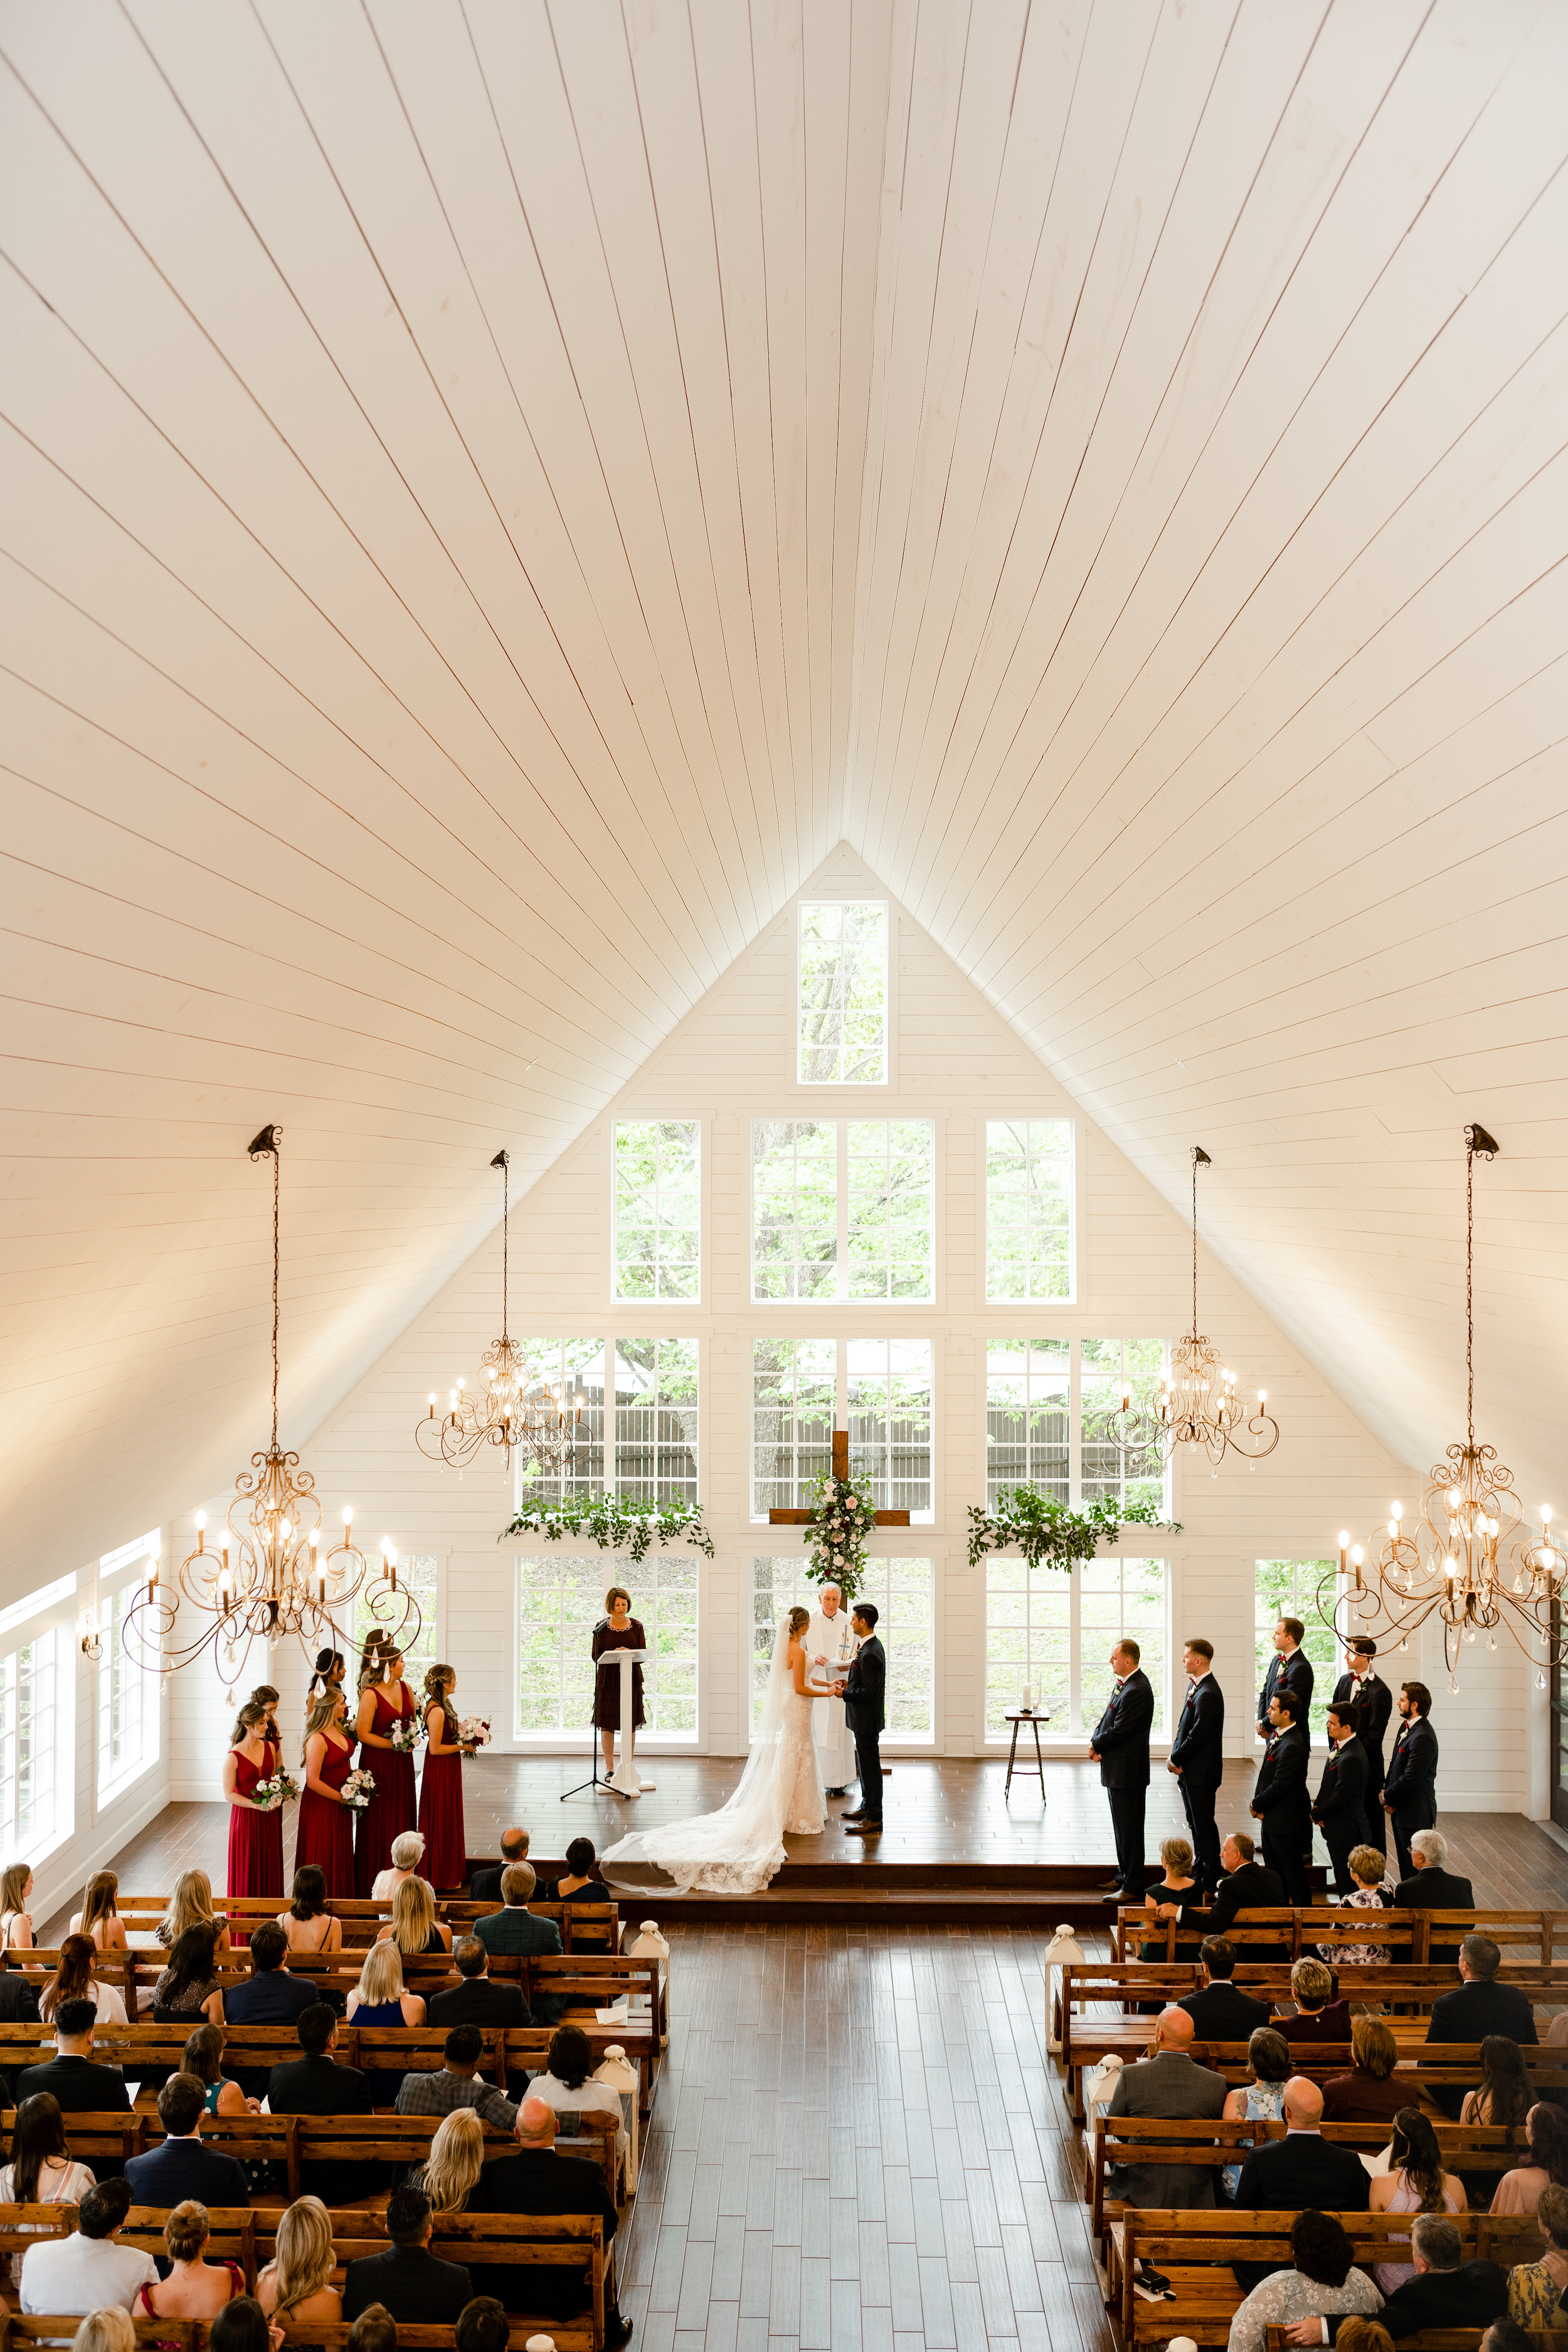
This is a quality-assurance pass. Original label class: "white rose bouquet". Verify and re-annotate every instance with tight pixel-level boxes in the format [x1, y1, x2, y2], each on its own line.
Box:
[389, 1717, 425, 1754]
[252, 1769, 299, 1812]
[341, 1767, 376, 1811]
[458, 1715, 491, 1752]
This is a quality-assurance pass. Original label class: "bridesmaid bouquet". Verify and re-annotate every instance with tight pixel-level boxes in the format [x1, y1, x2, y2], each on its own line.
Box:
[252, 1769, 299, 1812]
[341, 1767, 376, 1811]
[458, 1715, 491, 1751]
[389, 1717, 425, 1754]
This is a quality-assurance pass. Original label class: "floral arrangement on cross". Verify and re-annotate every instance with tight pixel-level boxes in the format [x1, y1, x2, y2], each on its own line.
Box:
[800, 1460, 881, 1605]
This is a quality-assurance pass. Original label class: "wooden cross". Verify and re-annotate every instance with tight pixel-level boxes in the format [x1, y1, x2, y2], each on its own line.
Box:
[768, 1428, 910, 1525]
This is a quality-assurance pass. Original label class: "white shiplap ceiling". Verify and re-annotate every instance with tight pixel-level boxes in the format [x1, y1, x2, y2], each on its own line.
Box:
[3, 0, 1567, 1582]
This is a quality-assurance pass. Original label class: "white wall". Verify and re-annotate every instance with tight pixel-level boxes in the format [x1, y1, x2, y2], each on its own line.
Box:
[166, 852, 1536, 1814]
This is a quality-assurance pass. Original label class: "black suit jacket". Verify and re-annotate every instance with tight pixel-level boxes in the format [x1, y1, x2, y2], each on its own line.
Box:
[1394, 1865, 1475, 1966]
[842, 1638, 884, 1735]
[342, 2245, 474, 2323]
[125, 2136, 251, 2210]
[1427, 1979, 1537, 2047]
[1091, 1670, 1153, 1789]
[267, 2053, 381, 2201]
[16, 2052, 130, 2114]
[1333, 1669, 1392, 1774]
[428, 1978, 530, 2030]
[1168, 1674, 1224, 1790]
[470, 1863, 519, 1906]
[1313, 1735, 1370, 1833]
[1205, 1861, 1288, 1944]
[1232, 2131, 1370, 2279]
[1258, 1647, 1314, 1735]
[1251, 1724, 1311, 1834]
[1383, 1715, 1439, 1826]
[1179, 1980, 1273, 2040]
[1327, 2257, 1507, 2341]
[469, 2148, 618, 2317]
[0, 1974, 40, 2026]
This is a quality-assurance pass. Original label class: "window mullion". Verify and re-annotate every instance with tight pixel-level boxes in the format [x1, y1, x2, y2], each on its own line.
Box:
[1069, 1565, 1081, 1736]
[1069, 1340, 1082, 1510]
[837, 1121, 849, 1301]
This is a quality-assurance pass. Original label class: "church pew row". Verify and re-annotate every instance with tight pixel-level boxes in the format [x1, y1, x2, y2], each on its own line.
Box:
[1116, 2210, 1545, 2348]
[1123, 1905, 1568, 1964]
[1064, 2038, 1568, 2125]
[0, 2207, 607, 2350]
[1263, 2335, 1559, 2351]
[0, 1927, 633, 2005]
[1, 2328, 577, 2352]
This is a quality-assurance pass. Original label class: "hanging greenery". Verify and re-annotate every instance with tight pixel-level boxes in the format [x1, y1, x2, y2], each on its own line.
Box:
[967, 1485, 1181, 1571]
[502, 1492, 715, 1562]
[797, 1463, 881, 1604]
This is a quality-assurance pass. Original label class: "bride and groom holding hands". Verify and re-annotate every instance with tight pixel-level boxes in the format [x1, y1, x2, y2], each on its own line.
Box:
[601, 1588, 886, 1895]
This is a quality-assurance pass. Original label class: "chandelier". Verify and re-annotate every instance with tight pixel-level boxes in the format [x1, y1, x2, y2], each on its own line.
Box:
[1323, 1123, 1560, 1687]
[124, 1127, 418, 1695]
[1114, 1145, 1280, 1472]
[416, 1150, 585, 1477]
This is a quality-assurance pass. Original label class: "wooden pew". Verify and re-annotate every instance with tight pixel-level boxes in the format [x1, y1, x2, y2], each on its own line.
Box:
[1063, 2030, 1568, 2122]
[0, 2204, 258, 2292]
[286, 2106, 620, 2207]
[250, 2208, 607, 2350]
[1265, 2333, 1562, 2351]
[0, 2109, 145, 2172]
[1, 2328, 569, 2352]
[1121, 1904, 1568, 1964]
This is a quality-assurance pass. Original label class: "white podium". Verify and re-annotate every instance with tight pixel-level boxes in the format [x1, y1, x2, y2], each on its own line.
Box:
[605, 1646, 655, 1796]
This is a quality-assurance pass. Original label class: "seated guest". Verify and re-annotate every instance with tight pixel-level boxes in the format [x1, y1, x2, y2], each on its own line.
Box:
[1, 1860, 36, 1949]
[1282, 1957, 1351, 2046]
[183, 2023, 258, 2119]
[40, 1934, 128, 2029]
[0, 2092, 96, 2289]
[256, 2193, 343, 2328]
[347, 1939, 427, 2028]
[1504, 2180, 1568, 2331]
[371, 1830, 428, 1904]
[1220, 2027, 1294, 2202]
[1461, 2033, 1535, 2135]
[267, 2003, 380, 2206]
[124, 2071, 251, 2209]
[17, 1998, 131, 2116]
[1482, 2323, 1540, 2352]
[1393, 1830, 1475, 1967]
[376, 1874, 455, 1959]
[19, 2180, 157, 2316]
[136, 2198, 246, 2326]
[70, 1875, 131, 1963]
[394, 2022, 517, 2132]
[1491, 2099, 1568, 2215]
[428, 1936, 531, 2030]
[342, 2183, 474, 2323]
[275, 1865, 342, 1959]
[221, 1921, 320, 2097]
[1232, 2077, 1370, 2285]
[1300, 2212, 1506, 2345]
[471, 1828, 531, 1907]
[455, 2295, 512, 2352]
[1326, 2324, 1393, 2352]
[1322, 2017, 1407, 2125]
[71, 2314, 134, 2352]
[467, 2095, 628, 2346]
[346, 2304, 398, 2352]
[541, 1837, 613, 1907]
[1206, 1832, 1290, 1955]
[1224, 2208, 1382, 2352]
[1368, 2109, 1467, 2293]
[411, 2107, 487, 2208]
[211, 2296, 272, 2352]
[1426, 1934, 1537, 2119]
[152, 1923, 224, 2028]
[1104, 2006, 1229, 2209]
[527, 2023, 630, 2179]
[1182, 1937, 1273, 2041]
[1138, 1835, 1205, 1961]
[1321, 1844, 1397, 1970]
[474, 1864, 564, 2020]
[155, 1873, 233, 1962]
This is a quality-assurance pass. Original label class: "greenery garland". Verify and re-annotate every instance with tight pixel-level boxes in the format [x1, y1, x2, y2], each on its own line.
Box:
[967, 1485, 1181, 1571]
[502, 1491, 715, 1563]
[800, 1465, 880, 1604]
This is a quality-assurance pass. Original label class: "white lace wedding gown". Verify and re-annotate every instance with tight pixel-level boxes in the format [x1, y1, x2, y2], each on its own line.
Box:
[600, 1623, 825, 1894]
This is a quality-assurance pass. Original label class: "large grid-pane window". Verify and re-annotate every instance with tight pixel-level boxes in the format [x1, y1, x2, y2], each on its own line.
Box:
[798, 900, 888, 1084]
[0, 1628, 61, 1865]
[985, 1339, 1069, 1507]
[751, 1121, 934, 1303]
[847, 1338, 933, 1517]
[846, 1121, 933, 1300]
[613, 1339, 699, 1506]
[613, 1122, 701, 1301]
[983, 1557, 1168, 1737]
[516, 1554, 698, 1738]
[514, 1339, 607, 1501]
[97, 1581, 159, 1802]
[986, 1120, 1073, 1300]
[752, 1121, 839, 1300]
[751, 1340, 837, 1515]
[1255, 1559, 1337, 1744]
[1081, 1338, 1166, 1514]
[345, 1554, 440, 1688]
[748, 1556, 934, 1740]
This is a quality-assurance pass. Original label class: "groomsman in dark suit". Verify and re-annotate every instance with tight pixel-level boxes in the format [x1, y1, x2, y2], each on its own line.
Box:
[1333, 1638, 1393, 1855]
[1312, 1700, 1370, 1892]
[1257, 1616, 1315, 1744]
[1090, 1640, 1155, 1902]
[1250, 1685, 1312, 1905]
[1382, 1680, 1439, 1882]
[1167, 1638, 1225, 1893]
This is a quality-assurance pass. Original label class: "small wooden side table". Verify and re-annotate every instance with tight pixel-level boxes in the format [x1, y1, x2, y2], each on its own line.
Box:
[1003, 1708, 1049, 1799]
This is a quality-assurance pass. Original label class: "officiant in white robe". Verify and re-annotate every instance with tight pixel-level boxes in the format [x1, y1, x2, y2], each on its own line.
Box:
[807, 1586, 861, 1794]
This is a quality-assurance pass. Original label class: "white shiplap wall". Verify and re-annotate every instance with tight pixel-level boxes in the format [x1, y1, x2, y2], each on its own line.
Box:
[164, 857, 1537, 1813]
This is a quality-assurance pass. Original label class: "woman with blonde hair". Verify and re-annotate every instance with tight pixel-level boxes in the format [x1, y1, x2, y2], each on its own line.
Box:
[1, 1862, 36, 1950]
[371, 1830, 426, 1904]
[70, 1874, 130, 1961]
[417, 1663, 475, 1890]
[1320, 1842, 1396, 1968]
[1138, 1835, 1203, 1960]
[413, 2109, 485, 2213]
[70, 2312, 135, 2352]
[376, 1875, 452, 1959]
[38, 1935, 129, 2029]
[354, 1636, 418, 1899]
[136, 2200, 245, 2324]
[156, 1870, 233, 1961]
[256, 2195, 342, 2326]
[346, 1939, 426, 2028]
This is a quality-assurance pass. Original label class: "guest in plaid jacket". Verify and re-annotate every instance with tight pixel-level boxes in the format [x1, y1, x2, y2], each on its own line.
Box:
[393, 2024, 517, 2133]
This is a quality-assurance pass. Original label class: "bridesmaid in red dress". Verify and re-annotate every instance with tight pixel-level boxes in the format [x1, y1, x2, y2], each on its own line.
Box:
[294, 1687, 356, 1899]
[354, 1636, 418, 1897]
[416, 1664, 475, 1889]
[223, 1700, 285, 1899]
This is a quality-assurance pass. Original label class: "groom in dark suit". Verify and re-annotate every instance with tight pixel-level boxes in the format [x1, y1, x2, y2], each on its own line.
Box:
[840, 1604, 886, 1838]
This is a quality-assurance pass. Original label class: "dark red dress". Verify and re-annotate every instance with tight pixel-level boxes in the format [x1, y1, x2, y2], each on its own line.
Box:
[226, 1740, 284, 1899]
[294, 1732, 356, 1899]
[591, 1618, 647, 1729]
[354, 1682, 418, 1896]
[417, 1707, 467, 1888]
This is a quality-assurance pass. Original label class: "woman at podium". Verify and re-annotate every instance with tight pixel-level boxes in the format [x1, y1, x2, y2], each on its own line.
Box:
[592, 1585, 647, 1786]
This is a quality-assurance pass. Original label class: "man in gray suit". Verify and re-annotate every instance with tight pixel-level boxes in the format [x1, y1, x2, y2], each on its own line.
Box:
[1104, 2006, 1229, 2208]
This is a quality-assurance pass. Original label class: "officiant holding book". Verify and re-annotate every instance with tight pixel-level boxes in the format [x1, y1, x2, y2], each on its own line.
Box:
[840, 1605, 886, 1838]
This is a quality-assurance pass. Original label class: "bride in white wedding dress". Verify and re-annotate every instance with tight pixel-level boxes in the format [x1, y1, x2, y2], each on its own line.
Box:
[599, 1606, 837, 1895]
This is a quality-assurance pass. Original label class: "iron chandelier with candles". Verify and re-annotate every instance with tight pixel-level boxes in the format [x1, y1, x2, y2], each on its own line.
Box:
[415, 1150, 586, 1478]
[122, 1126, 418, 1696]
[1113, 1146, 1281, 1473]
[1323, 1123, 1560, 1689]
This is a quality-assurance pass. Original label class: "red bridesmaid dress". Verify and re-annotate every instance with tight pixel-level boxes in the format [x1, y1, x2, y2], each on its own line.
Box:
[294, 1732, 356, 1899]
[354, 1682, 418, 1895]
[416, 1709, 467, 1888]
[227, 1740, 285, 1899]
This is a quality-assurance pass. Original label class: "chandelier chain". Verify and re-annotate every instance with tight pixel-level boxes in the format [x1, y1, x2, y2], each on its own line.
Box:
[270, 1144, 280, 1451]
[1466, 1137, 1475, 1452]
